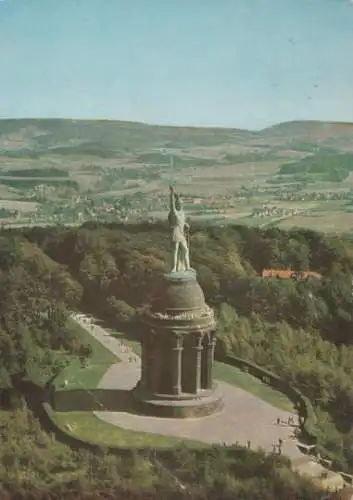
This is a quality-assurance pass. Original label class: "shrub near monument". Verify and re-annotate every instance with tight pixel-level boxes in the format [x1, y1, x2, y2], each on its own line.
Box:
[0, 404, 323, 499]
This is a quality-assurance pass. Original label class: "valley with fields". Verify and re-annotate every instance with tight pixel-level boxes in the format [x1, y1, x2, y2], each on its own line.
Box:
[1, 119, 353, 234]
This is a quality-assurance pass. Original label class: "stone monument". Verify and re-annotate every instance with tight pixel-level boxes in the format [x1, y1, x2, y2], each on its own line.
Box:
[133, 186, 223, 418]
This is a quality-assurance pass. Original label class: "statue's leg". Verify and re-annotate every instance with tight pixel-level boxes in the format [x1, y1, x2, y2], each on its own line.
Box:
[172, 242, 179, 272]
[181, 242, 190, 270]
[177, 247, 185, 271]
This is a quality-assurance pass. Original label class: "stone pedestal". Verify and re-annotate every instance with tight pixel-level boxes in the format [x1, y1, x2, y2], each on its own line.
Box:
[133, 269, 223, 418]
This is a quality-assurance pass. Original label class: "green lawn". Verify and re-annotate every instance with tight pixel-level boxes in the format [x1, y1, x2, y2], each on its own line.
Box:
[213, 361, 295, 412]
[54, 318, 119, 391]
[0, 409, 12, 423]
[53, 411, 205, 449]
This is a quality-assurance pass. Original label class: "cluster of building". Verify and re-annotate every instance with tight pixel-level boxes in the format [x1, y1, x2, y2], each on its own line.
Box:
[252, 206, 299, 218]
[183, 195, 232, 206]
[277, 190, 352, 202]
[27, 184, 56, 200]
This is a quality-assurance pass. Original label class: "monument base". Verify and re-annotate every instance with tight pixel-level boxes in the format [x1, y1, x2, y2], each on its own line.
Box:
[138, 262, 221, 418]
[133, 383, 224, 419]
[164, 268, 197, 281]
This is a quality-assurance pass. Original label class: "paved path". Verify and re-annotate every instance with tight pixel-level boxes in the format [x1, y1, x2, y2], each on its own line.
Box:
[73, 313, 140, 365]
[98, 362, 301, 455]
[71, 312, 346, 492]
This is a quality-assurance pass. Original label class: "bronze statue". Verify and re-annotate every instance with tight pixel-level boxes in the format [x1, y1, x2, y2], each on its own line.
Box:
[168, 186, 190, 272]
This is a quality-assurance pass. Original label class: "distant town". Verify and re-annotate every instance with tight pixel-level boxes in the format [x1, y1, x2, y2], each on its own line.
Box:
[1, 181, 353, 230]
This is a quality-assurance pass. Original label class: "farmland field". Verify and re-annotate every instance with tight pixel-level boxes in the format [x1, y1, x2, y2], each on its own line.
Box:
[0, 200, 38, 212]
[0, 118, 353, 232]
[277, 212, 353, 233]
[235, 215, 284, 227]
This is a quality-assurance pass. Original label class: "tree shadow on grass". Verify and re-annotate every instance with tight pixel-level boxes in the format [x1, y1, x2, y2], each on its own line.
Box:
[15, 379, 140, 456]
[53, 388, 139, 413]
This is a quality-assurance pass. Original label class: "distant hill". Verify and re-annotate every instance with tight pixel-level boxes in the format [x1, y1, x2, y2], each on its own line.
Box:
[0, 118, 252, 157]
[259, 120, 353, 156]
[0, 118, 352, 160]
[260, 120, 353, 139]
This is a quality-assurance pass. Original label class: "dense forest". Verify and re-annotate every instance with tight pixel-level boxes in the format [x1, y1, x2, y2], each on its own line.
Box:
[1, 221, 353, 498]
[0, 403, 321, 499]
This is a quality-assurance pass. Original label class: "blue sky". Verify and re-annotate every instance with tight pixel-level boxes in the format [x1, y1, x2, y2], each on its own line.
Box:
[0, 0, 352, 130]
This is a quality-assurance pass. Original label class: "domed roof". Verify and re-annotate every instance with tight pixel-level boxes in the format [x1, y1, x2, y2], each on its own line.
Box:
[150, 269, 206, 313]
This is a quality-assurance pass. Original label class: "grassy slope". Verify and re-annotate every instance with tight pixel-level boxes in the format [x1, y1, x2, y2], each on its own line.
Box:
[52, 412, 205, 449]
[54, 318, 118, 390]
[213, 362, 294, 412]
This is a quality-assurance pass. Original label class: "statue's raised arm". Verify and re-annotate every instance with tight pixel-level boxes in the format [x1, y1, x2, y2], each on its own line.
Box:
[169, 185, 176, 212]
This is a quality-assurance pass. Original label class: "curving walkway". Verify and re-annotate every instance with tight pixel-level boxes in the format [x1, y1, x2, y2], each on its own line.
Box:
[72, 312, 346, 492]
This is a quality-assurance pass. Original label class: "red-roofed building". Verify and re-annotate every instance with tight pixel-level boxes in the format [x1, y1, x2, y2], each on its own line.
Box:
[262, 269, 322, 280]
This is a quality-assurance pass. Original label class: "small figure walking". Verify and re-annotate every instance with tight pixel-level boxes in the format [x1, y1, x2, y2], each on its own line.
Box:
[278, 438, 283, 455]
[277, 417, 280, 425]
[247, 440, 251, 449]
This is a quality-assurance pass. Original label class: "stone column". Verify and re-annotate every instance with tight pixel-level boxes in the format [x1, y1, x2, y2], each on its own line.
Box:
[170, 332, 183, 395]
[147, 329, 161, 394]
[193, 333, 203, 393]
[140, 333, 148, 390]
[151, 332, 163, 394]
[205, 335, 216, 390]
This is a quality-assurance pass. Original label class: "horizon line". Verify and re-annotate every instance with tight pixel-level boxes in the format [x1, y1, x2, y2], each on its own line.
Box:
[1, 116, 353, 133]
